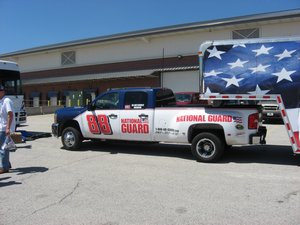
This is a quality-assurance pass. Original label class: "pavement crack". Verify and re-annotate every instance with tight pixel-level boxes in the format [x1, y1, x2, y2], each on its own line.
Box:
[32, 180, 80, 214]
[58, 180, 80, 203]
[11, 181, 80, 224]
[277, 189, 300, 203]
[284, 190, 300, 200]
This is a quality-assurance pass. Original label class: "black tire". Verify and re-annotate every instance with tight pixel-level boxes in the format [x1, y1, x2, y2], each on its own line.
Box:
[191, 132, 224, 162]
[61, 127, 82, 150]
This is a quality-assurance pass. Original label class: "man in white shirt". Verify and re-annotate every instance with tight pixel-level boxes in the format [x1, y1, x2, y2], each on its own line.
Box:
[0, 85, 15, 174]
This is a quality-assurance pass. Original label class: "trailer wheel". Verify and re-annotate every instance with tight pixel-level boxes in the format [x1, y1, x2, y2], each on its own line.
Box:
[61, 127, 82, 150]
[191, 132, 224, 162]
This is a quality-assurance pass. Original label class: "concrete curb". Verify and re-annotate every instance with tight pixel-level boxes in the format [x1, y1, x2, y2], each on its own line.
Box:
[26, 106, 64, 116]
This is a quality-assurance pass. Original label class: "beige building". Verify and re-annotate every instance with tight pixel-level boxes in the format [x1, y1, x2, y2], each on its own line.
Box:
[1, 9, 300, 107]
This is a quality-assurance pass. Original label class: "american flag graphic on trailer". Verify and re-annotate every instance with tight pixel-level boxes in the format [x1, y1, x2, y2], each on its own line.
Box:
[202, 39, 300, 150]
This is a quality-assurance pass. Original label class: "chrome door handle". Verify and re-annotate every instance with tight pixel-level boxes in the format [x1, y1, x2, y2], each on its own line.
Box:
[109, 114, 118, 119]
[138, 114, 148, 121]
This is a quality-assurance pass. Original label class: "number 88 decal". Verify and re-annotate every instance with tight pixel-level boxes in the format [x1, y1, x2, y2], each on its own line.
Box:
[86, 115, 113, 135]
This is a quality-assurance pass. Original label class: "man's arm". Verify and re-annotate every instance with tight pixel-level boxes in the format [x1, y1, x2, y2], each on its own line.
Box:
[6, 111, 13, 136]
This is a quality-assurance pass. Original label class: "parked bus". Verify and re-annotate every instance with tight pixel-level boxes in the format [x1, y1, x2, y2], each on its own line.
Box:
[0, 60, 26, 125]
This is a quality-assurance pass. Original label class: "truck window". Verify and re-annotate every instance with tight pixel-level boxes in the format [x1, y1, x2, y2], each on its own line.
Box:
[94, 92, 119, 109]
[124, 91, 148, 109]
[156, 89, 176, 107]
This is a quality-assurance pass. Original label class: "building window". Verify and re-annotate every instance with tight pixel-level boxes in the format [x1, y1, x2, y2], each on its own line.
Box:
[232, 28, 259, 39]
[61, 51, 76, 65]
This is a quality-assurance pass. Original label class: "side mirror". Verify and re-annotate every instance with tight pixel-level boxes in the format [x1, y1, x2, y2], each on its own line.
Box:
[87, 102, 95, 111]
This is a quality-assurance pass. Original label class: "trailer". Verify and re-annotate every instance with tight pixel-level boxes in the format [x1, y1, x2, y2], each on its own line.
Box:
[198, 36, 300, 154]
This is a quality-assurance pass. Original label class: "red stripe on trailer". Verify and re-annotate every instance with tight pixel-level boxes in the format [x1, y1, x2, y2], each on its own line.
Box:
[263, 96, 271, 99]
[291, 137, 295, 144]
[222, 96, 229, 98]
[286, 123, 291, 131]
[281, 110, 286, 117]
[293, 132, 300, 149]
[209, 96, 216, 99]
[277, 96, 282, 104]
[236, 96, 243, 98]
[249, 96, 256, 99]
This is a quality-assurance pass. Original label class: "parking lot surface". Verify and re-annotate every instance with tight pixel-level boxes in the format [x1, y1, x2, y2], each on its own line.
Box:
[1, 114, 300, 225]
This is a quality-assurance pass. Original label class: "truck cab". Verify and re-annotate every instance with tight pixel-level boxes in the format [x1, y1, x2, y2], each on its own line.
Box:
[53, 87, 176, 140]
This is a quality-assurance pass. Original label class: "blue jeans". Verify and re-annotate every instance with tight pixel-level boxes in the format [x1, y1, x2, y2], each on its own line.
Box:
[0, 132, 10, 170]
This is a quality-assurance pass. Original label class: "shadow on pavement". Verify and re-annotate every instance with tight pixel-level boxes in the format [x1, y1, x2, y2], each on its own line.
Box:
[66, 141, 300, 166]
[0, 176, 22, 187]
[0, 167, 48, 187]
[10, 166, 49, 175]
[221, 145, 300, 166]
[18, 130, 52, 141]
[71, 141, 194, 161]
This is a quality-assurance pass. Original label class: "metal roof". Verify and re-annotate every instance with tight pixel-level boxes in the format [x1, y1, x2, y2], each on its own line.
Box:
[22, 69, 157, 85]
[1, 9, 300, 57]
[22, 66, 200, 85]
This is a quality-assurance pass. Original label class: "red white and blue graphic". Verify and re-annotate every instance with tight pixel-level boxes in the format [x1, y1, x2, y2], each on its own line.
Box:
[203, 40, 300, 150]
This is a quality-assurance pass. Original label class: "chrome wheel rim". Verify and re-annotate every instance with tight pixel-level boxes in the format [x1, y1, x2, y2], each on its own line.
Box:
[196, 138, 216, 158]
[63, 131, 75, 147]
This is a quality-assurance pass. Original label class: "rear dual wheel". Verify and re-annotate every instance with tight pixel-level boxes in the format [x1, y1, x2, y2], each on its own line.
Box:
[191, 132, 224, 162]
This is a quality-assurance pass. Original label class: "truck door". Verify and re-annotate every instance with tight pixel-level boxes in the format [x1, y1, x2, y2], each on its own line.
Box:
[119, 91, 153, 141]
[81, 92, 120, 139]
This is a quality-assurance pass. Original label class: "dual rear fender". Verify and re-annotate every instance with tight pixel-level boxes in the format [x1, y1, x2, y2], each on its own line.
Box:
[188, 123, 225, 143]
[188, 124, 226, 162]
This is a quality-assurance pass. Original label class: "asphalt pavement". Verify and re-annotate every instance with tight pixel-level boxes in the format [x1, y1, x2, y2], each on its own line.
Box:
[0, 114, 299, 225]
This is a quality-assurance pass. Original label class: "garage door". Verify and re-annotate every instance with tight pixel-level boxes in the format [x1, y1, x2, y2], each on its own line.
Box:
[162, 71, 200, 92]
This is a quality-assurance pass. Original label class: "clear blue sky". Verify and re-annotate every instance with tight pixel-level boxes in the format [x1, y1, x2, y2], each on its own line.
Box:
[0, 0, 300, 54]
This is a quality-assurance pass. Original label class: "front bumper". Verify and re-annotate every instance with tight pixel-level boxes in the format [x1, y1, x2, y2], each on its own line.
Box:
[52, 123, 60, 137]
[249, 126, 267, 144]
[15, 111, 27, 125]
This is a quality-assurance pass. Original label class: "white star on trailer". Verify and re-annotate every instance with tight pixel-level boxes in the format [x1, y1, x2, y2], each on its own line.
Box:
[272, 68, 296, 82]
[204, 70, 222, 77]
[252, 45, 273, 56]
[249, 64, 270, 74]
[233, 44, 246, 48]
[222, 76, 244, 88]
[228, 59, 248, 69]
[275, 49, 296, 61]
[248, 85, 270, 95]
[207, 47, 225, 60]
[205, 87, 220, 95]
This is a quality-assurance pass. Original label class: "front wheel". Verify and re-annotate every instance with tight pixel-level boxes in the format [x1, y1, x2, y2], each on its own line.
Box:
[61, 127, 82, 150]
[191, 132, 224, 162]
